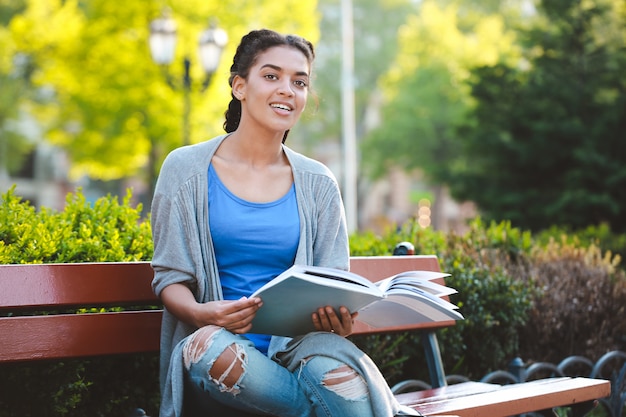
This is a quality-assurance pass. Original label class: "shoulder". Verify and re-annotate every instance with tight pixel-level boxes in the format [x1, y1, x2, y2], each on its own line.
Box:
[158, 135, 226, 184]
[283, 146, 338, 184]
[284, 146, 343, 211]
[162, 135, 225, 169]
[153, 135, 227, 204]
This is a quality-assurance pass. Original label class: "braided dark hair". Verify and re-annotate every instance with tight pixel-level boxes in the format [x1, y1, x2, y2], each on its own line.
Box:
[223, 29, 315, 143]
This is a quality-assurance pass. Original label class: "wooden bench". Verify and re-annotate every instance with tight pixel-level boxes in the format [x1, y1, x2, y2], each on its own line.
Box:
[0, 256, 611, 416]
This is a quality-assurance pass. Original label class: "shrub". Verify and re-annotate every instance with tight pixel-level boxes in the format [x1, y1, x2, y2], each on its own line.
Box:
[0, 186, 152, 264]
[350, 219, 537, 382]
[536, 223, 626, 263]
[519, 236, 626, 363]
[350, 218, 626, 385]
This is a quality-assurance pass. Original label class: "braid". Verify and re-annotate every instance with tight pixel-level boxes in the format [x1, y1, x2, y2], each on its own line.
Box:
[223, 29, 315, 139]
[223, 95, 241, 133]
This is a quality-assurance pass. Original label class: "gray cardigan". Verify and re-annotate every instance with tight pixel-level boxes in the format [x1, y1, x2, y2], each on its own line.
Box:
[151, 134, 351, 416]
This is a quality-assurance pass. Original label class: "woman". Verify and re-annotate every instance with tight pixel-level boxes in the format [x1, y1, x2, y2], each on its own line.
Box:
[151, 28, 418, 417]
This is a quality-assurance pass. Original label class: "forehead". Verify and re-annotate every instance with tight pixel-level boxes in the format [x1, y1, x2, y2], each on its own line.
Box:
[253, 45, 311, 75]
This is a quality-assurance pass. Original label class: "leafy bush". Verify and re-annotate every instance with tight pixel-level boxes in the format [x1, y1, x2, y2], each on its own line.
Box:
[536, 223, 626, 263]
[350, 218, 626, 385]
[0, 186, 152, 264]
[519, 236, 626, 363]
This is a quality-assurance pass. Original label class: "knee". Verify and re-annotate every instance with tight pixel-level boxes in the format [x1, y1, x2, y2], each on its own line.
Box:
[182, 326, 247, 394]
[302, 355, 369, 401]
[183, 325, 222, 368]
[321, 364, 369, 400]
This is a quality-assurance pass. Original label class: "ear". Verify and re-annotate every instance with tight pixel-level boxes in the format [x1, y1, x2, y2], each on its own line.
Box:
[231, 75, 246, 101]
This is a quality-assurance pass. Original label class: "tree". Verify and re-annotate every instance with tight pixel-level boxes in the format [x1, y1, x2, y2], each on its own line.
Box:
[6, 0, 319, 200]
[361, 1, 520, 226]
[452, 0, 626, 232]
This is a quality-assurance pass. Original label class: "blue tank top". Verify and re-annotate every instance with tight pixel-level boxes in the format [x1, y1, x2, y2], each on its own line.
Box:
[208, 164, 300, 354]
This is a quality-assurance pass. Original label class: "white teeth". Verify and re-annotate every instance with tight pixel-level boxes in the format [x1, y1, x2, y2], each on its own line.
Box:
[271, 103, 291, 111]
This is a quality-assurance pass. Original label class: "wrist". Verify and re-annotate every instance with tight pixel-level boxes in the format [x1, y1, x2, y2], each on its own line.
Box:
[189, 301, 206, 328]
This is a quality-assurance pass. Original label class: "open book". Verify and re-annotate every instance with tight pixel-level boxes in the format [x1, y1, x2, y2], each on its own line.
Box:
[249, 264, 463, 337]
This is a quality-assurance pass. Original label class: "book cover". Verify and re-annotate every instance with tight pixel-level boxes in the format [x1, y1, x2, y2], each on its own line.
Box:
[250, 265, 384, 336]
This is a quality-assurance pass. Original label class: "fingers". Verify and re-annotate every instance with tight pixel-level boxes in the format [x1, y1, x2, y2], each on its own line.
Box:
[203, 297, 263, 333]
[312, 306, 354, 337]
[338, 306, 354, 335]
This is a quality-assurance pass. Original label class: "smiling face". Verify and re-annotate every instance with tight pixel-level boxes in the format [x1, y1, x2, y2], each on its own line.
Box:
[232, 45, 311, 136]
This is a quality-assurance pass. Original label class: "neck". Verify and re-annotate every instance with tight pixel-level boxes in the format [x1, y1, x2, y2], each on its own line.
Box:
[223, 129, 286, 166]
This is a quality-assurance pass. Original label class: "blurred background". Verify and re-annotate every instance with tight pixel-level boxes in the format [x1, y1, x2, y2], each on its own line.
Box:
[1, 0, 624, 235]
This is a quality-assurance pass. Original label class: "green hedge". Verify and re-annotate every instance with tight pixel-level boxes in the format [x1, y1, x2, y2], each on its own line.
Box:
[0, 187, 152, 264]
[2, 187, 625, 415]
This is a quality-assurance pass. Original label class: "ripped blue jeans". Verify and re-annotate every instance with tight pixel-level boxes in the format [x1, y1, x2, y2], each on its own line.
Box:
[182, 326, 375, 417]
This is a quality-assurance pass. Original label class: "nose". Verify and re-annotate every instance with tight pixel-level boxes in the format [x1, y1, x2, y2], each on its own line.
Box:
[278, 80, 294, 97]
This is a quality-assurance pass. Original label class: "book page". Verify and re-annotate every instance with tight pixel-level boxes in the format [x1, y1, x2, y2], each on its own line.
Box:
[252, 265, 379, 298]
[375, 270, 449, 293]
[357, 293, 463, 328]
[387, 280, 457, 297]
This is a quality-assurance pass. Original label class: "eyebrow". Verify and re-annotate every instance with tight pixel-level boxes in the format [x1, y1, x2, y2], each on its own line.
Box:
[260, 63, 309, 78]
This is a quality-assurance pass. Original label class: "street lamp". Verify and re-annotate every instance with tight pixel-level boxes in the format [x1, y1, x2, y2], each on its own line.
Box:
[149, 11, 228, 146]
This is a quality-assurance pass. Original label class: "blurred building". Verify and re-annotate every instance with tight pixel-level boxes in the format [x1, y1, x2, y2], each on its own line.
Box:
[0, 144, 72, 210]
[309, 140, 476, 235]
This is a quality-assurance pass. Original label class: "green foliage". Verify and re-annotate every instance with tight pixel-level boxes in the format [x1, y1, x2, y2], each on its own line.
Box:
[0, 186, 152, 264]
[0, 355, 160, 417]
[0, 0, 36, 177]
[362, 0, 626, 235]
[0, 187, 156, 417]
[350, 218, 626, 384]
[519, 235, 626, 364]
[361, 0, 520, 180]
[5, 0, 320, 183]
[451, 0, 626, 233]
[536, 223, 626, 263]
[350, 219, 536, 381]
[435, 220, 536, 378]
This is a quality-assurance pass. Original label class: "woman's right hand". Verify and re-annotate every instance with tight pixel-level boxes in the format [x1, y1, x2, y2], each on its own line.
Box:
[160, 283, 263, 334]
[195, 297, 263, 334]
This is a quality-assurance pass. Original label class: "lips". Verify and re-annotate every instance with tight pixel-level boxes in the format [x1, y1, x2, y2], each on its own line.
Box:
[270, 103, 293, 112]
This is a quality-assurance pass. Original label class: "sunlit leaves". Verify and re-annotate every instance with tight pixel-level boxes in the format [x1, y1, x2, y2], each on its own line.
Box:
[363, 1, 520, 181]
[4, 0, 319, 182]
[0, 186, 152, 263]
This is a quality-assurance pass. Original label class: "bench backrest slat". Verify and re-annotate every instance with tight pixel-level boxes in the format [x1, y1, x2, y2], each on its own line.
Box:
[0, 262, 157, 310]
[0, 255, 453, 363]
[0, 311, 162, 362]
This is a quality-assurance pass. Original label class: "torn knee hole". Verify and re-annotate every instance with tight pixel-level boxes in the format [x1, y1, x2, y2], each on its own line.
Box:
[322, 365, 368, 400]
[209, 343, 246, 389]
[183, 326, 221, 368]
[323, 365, 358, 386]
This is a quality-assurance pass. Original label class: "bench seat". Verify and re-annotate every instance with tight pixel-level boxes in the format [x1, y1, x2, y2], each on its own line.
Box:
[398, 377, 610, 417]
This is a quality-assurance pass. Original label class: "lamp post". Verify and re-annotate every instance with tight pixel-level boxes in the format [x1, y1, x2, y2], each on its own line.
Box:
[149, 11, 228, 146]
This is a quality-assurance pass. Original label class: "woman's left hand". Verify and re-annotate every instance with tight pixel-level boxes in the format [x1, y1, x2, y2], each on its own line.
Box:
[311, 306, 359, 337]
